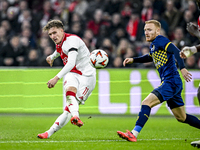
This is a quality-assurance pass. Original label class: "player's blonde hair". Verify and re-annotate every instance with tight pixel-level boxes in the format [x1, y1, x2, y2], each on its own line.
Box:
[43, 20, 64, 32]
[145, 20, 161, 29]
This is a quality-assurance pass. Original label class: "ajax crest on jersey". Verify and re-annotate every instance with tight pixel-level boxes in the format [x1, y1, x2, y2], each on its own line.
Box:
[89, 49, 109, 69]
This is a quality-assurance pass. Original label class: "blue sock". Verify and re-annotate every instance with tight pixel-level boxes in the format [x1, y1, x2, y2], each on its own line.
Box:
[133, 105, 151, 133]
[184, 114, 200, 129]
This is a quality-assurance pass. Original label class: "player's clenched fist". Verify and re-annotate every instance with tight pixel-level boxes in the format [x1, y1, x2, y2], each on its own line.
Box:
[47, 76, 59, 88]
[46, 56, 54, 67]
[123, 58, 134, 66]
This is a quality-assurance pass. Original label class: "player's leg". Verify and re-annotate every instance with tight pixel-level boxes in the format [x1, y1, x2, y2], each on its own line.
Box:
[66, 86, 79, 117]
[131, 81, 173, 139]
[37, 108, 72, 139]
[75, 74, 96, 104]
[70, 74, 96, 127]
[117, 92, 160, 142]
[65, 86, 84, 127]
[117, 80, 174, 142]
[63, 73, 83, 127]
[171, 106, 200, 129]
[169, 83, 200, 129]
[132, 93, 160, 136]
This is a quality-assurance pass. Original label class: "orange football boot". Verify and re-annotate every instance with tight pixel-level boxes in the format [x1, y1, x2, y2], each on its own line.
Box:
[117, 130, 137, 142]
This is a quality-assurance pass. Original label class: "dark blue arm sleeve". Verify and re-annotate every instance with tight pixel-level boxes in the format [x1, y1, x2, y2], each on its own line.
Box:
[167, 43, 185, 70]
[133, 54, 153, 63]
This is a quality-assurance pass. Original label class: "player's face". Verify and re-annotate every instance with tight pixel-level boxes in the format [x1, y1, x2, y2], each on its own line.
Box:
[48, 27, 64, 44]
[144, 23, 160, 42]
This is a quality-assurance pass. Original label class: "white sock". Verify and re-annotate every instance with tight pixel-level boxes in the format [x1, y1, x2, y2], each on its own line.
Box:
[67, 95, 79, 117]
[47, 111, 72, 137]
[131, 130, 139, 138]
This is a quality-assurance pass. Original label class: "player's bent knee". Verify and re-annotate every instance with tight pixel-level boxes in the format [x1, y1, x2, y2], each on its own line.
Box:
[66, 87, 77, 93]
[141, 98, 160, 108]
[175, 116, 185, 123]
[141, 100, 149, 106]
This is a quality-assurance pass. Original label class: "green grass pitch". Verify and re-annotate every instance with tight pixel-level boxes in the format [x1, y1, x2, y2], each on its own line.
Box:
[0, 114, 199, 150]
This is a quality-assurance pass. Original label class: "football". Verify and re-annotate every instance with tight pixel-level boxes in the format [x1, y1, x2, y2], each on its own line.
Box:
[89, 49, 109, 69]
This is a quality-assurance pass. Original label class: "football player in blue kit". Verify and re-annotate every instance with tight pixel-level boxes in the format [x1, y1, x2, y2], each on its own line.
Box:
[117, 20, 200, 142]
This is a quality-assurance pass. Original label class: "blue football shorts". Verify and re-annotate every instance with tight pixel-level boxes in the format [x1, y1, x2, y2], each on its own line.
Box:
[151, 76, 184, 109]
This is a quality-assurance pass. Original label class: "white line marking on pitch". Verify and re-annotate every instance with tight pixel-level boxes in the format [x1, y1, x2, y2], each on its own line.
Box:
[0, 138, 198, 144]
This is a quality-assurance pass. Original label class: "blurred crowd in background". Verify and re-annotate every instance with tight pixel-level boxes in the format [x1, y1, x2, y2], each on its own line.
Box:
[0, 0, 200, 69]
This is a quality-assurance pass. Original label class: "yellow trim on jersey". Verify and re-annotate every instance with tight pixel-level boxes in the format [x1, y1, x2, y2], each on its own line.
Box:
[159, 81, 164, 87]
[165, 42, 171, 51]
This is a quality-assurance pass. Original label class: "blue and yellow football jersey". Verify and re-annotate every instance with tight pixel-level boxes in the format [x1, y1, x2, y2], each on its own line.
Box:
[148, 35, 186, 108]
[133, 35, 185, 107]
[149, 35, 181, 81]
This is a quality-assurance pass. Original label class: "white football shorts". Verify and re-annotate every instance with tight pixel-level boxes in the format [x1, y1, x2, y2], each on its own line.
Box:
[63, 72, 96, 104]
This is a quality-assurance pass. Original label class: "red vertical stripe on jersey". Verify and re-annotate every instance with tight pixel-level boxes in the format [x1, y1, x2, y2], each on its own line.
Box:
[56, 33, 83, 75]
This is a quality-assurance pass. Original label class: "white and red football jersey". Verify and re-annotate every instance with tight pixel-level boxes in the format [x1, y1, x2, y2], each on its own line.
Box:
[52, 33, 96, 78]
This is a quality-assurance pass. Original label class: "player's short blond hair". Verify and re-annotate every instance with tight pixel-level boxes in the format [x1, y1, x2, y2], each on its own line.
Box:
[43, 20, 64, 32]
[145, 20, 161, 29]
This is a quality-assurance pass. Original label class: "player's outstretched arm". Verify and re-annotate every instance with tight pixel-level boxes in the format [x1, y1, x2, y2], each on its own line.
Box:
[180, 68, 192, 82]
[123, 58, 134, 66]
[123, 54, 153, 66]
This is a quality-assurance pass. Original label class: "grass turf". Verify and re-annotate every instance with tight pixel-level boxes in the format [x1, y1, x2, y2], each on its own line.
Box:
[0, 114, 199, 150]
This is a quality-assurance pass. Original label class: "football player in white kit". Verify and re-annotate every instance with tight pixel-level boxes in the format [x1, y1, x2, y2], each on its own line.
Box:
[37, 20, 96, 139]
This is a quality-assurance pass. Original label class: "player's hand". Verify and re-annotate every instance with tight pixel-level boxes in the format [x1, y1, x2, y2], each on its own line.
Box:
[180, 46, 197, 59]
[47, 76, 60, 88]
[179, 51, 186, 59]
[123, 58, 134, 66]
[46, 56, 54, 67]
[180, 68, 192, 82]
[180, 47, 191, 59]
[186, 22, 200, 38]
